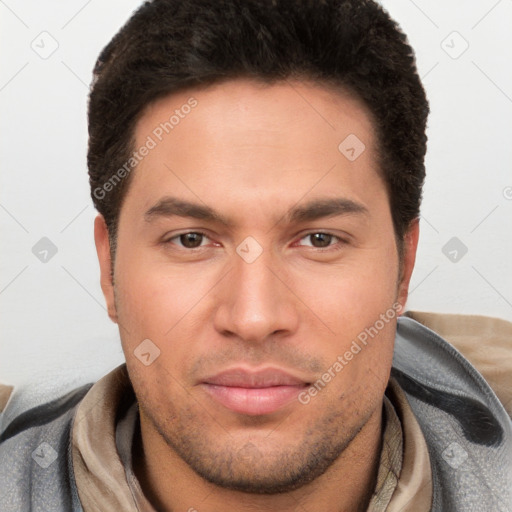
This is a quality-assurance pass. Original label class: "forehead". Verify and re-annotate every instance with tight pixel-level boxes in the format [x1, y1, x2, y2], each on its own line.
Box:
[137, 78, 377, 152]
[123, 78, 385, 221]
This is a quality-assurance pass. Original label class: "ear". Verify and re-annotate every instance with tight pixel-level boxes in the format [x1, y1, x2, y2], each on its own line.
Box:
[94, 214, 118, 323]
[396, 218, 420, 315]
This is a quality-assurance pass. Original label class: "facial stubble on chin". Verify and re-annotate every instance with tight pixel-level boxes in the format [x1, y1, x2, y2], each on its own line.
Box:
[133, 380, 379, 497]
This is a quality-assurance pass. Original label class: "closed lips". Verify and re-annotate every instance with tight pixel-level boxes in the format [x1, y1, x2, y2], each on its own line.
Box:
[200, 368, 310, 416]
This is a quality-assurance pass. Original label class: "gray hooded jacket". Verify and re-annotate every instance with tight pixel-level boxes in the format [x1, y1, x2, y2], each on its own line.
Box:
[0, 317, 511, 511]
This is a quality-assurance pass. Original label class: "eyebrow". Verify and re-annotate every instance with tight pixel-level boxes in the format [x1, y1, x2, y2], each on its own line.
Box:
[144, 196, 369, 226]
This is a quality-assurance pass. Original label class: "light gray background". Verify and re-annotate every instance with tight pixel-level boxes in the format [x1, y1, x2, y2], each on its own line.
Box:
[1, 0, 511, 387]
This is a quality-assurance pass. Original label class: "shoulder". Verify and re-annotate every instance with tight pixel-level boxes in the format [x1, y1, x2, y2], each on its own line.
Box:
[0, 383, 91, 443]
[403, 310, 512, 417]
[394, 313, 512, 510]
[0, 384, 91, 512]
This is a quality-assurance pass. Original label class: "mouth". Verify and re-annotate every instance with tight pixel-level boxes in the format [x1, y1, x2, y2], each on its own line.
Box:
[200, 367, 310, 416]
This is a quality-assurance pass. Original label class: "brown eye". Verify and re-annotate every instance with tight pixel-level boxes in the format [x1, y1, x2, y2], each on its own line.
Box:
[177, 232, 205, 248]
[165, 231, 208, 249]
[307, 233, 334, 248]
[295, 232, 348, 252]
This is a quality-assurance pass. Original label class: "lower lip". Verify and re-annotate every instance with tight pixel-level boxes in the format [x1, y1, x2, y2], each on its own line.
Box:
[201, 384, 305, 415]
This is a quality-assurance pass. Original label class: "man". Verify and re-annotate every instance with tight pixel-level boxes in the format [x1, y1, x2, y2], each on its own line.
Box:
[1, 0, 511, 510]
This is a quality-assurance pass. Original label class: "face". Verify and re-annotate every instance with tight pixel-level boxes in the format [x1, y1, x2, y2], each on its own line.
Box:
[95, 79, 418, 493]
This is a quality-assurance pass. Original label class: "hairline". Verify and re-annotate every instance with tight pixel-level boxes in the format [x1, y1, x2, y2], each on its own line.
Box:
[107, 76, 408, 271]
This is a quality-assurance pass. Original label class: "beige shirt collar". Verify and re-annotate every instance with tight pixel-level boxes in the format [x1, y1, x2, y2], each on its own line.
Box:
[71, 365, 432, 511]
[380, 378, 432, 511]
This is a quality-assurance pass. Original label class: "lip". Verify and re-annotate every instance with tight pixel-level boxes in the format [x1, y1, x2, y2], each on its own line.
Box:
[200, 367, 309, 416]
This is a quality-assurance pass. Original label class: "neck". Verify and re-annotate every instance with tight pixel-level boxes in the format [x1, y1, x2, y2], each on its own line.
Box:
[133, 405, 383, 512]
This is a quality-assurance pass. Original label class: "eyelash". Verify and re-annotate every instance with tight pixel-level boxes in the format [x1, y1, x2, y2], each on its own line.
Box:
[295, 232, 348, 251]
[163, 231, 347, 252]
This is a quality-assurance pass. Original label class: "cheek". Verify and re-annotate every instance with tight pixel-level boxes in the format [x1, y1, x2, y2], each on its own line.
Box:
[113, 251, 213, 340]
[114, 262, 205, 398]
[293, 249, 398, 332]
[288, 241, 399, 392]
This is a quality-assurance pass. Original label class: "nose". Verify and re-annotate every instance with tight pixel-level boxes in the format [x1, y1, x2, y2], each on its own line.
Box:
[213, 248, 300, 343]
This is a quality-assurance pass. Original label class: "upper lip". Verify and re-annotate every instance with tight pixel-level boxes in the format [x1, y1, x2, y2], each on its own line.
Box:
[201, 367, 308, 388]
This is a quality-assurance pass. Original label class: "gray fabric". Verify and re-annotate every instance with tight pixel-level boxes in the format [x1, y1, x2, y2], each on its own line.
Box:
[0, 388, 88, 511]
[0, 317, 511, 511]
[0, 367, 111, 435]
[392, 318, 512, 511]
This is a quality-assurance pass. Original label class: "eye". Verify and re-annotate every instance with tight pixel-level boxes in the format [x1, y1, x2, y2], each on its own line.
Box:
[297, 232, 344, 249]
[166, 232, 211, 249]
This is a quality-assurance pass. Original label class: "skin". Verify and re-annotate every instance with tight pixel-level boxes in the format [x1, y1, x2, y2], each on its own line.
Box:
[95, 78, 419, 511]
